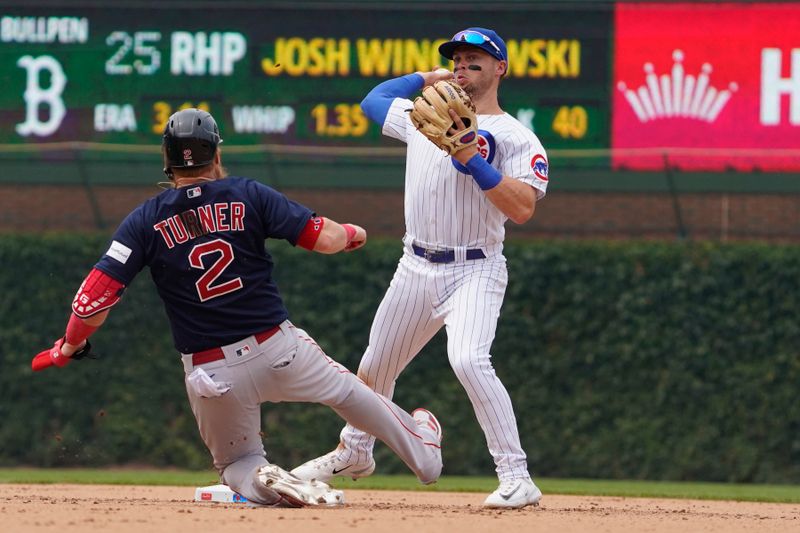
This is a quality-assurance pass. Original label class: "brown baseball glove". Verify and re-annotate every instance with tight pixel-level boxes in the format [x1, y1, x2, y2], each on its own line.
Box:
[408, 80, 478, 155]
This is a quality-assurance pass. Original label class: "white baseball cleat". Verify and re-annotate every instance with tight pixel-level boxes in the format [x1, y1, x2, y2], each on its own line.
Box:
[257, 464, 345, 507]
[483, 478, 542, 509]
[412, 408, 443, 444]
[291, 449, 376, 483]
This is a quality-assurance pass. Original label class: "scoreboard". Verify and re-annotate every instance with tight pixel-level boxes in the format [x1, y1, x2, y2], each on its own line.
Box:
[0, 5, 611, 151]
[3, 3, 798, 174]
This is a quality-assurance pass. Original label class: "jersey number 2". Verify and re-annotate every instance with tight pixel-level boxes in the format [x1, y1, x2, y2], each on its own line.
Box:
[188, 239, 243, 302]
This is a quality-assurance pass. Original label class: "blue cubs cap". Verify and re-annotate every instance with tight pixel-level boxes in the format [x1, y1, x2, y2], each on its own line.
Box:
[438, 27, 508, 64]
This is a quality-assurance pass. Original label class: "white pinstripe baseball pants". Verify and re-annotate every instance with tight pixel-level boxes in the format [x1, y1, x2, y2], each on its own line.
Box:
[339, 247, 530, 481]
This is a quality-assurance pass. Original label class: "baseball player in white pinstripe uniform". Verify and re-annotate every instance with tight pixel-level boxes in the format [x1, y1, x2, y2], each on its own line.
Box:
[293, 27, 548, 509]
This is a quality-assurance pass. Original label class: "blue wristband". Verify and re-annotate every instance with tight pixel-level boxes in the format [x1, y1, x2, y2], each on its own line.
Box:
[465, 154, 503, 190]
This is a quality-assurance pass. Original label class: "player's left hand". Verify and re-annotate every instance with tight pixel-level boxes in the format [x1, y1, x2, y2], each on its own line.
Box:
[344, 224, 367, 252]
[31, 338, 94, 372]
[408, 80, 478, 156]
[447, 109, 480, 164]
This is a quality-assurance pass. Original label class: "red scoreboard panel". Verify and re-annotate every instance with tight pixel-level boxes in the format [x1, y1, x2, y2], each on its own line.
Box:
[612, 3, 800, 171]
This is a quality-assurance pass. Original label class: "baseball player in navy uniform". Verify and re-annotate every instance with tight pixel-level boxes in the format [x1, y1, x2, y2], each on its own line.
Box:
[292, 28, 547, 509]
[32, 108, 443, 507]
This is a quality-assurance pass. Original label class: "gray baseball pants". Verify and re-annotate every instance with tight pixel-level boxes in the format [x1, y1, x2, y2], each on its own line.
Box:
[182, 320, 441, 504]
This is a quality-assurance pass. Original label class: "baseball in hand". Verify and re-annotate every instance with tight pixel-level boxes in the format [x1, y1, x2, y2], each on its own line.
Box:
[434, 68, 450, 75]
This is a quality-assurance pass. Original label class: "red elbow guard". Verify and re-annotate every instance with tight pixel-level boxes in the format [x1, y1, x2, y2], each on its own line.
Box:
[296, 216, 325, 250]
[72, 268, 125, 318]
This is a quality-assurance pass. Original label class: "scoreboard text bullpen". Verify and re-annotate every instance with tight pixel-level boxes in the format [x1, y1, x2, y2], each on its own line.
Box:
[0, 8, 607, 152]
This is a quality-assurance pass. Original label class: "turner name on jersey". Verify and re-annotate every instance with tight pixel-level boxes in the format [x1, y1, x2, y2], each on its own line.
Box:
[154, 201, 246, 248]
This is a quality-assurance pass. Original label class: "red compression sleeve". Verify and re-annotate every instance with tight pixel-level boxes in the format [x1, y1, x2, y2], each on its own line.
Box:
[65, 313, 98, 346]
[296, 216, 325, 250]
[72, 268, 125, 318]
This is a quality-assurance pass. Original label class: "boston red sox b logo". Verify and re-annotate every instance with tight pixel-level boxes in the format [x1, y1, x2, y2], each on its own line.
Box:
[451, 129, 496, 173]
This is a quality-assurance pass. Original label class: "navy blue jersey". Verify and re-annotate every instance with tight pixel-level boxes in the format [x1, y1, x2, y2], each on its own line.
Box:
[94, 176, 313, 353]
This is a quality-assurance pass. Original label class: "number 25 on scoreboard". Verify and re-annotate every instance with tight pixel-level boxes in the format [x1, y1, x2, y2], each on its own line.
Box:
[106, 31, 162, 75]
[152, 101, 210, 134]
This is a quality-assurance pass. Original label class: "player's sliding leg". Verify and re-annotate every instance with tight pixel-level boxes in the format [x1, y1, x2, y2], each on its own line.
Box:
[282, 324, 443, 484]
[184, 353, 342, 507]
[218, 453, 280, 506]
[293, 258, 443, 481]
[329, 379, 443, 484]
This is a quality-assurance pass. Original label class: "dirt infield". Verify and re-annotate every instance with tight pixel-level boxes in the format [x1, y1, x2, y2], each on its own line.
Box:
[2, 484, 798, 533]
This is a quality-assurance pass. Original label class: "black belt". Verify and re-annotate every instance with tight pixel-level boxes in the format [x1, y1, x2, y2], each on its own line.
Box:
[412, 244, 486, 263]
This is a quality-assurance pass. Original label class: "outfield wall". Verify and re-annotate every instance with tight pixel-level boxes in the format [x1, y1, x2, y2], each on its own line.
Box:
[4, 184, 800, 241]
[2, 235, 798, 483]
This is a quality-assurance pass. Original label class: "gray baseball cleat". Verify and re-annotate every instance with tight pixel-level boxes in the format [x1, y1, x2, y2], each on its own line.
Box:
[256, 464, 345, 507]
[483, 478, 542, 509]
[291, 448, 376, 483]
[411, 408, 443, 485]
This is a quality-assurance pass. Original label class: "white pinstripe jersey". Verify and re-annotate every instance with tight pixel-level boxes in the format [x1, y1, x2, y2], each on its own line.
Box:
[383, 97, 549, 249]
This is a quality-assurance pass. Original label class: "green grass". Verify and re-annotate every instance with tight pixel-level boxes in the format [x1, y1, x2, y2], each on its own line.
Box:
[1, 469, 799, 503]
[332, 476, 800, 504]
[0, 468, 219, 487]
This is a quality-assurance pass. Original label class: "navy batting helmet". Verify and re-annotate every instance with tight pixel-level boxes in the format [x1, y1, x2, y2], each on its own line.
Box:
[162, 108, 222, 175]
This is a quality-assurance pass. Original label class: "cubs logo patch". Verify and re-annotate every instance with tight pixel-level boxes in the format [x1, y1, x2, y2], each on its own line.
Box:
[451, 130, 496, 173]
[531, 154, 549, 181]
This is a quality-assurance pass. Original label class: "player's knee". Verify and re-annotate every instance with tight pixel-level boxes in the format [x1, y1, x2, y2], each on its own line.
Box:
[449, 352, 494, 380]
[325, 376, 360, 409]
[447, 355, 472, 379]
